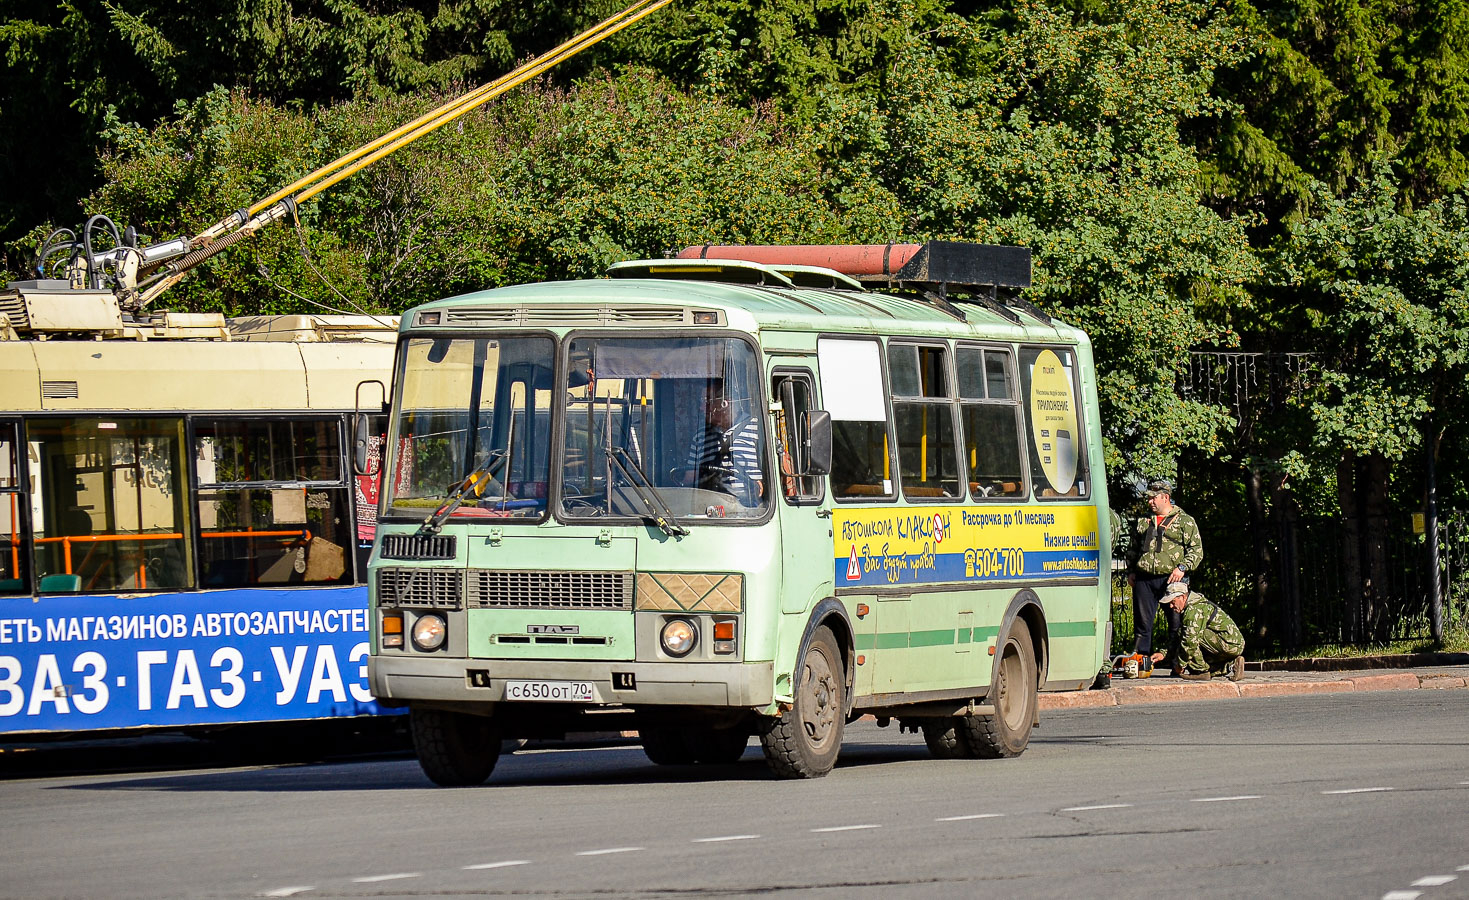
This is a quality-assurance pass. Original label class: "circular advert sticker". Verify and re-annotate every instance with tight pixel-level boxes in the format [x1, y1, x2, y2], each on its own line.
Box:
[1027, 349, 1079, 493]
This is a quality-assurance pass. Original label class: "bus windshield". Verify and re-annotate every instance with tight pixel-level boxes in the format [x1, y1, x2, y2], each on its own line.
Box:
[388, 336, 556, 520]
[560, 336, 768, 521]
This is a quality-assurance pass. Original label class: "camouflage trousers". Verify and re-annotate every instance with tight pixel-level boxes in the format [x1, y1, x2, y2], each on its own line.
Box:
[1199, 630, 1245, 673]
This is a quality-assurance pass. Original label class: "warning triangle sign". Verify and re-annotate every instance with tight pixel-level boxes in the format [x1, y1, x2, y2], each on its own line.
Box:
[846, 546, 862, 581]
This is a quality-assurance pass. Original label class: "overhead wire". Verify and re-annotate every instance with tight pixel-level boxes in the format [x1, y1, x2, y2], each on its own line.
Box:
[134, 0, 674, 309]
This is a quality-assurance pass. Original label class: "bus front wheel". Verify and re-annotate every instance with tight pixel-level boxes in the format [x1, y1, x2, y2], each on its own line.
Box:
[759, 625, 845, 778]
[958, 618, 1037, 758]
[411, 706, 501, 786]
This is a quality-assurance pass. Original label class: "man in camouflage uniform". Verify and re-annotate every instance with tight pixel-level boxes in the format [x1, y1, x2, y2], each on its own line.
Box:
[1125, 479, 1203, 666]
[1165, 581, 1245, 681]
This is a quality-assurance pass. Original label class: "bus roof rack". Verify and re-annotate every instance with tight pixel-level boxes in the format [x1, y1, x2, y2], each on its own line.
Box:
[675, 242, 1049, 325]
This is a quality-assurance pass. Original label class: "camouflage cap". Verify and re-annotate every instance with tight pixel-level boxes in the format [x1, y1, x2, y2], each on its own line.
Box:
[1146, 478, 1174, 497]
[1165, 580, 1189, 595]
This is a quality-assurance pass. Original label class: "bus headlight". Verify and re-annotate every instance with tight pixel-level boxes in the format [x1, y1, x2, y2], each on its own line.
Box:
[660, 618, 697, 657]
[411, 613, 447, 651]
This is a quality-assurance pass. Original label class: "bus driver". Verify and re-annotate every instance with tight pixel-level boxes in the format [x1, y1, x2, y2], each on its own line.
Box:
[683, 381, 763, 506]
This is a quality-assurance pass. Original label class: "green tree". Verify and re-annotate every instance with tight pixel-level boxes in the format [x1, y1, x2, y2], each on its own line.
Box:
[810, 0, 1259, 484]
[1270, 165, 1469, 638]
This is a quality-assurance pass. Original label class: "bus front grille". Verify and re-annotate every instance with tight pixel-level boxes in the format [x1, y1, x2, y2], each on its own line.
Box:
[377, 567, 463, 609]
[381, 533, 456, 560]
[467, 570, 634, 610]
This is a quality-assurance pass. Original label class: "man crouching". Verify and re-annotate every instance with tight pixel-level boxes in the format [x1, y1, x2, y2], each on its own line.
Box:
[1164, 581, 1245, 682]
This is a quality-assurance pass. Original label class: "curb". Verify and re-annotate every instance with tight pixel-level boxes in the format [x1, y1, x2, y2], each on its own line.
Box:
[1037, 670, 1458, 710]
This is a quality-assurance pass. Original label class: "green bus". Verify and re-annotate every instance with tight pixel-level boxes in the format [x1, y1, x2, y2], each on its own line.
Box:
[363, 242, 1112, 784]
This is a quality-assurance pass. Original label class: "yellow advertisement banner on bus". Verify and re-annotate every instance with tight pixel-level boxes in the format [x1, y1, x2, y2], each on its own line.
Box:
[833, 504, 1100, 588]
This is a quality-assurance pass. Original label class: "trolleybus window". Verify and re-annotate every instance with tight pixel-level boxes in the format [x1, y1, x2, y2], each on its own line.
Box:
[817, 337, 895, 501]
[889, 342, 962, 500]
[559, 336, 768, 520]
[28, 417, 193, 593]
[194, 418, 354, 587]
[957, 345, 1027, 499]
[387, 336, 555, 521]
[0, 423, 25, 595]
[1019, 346, 1090, 499]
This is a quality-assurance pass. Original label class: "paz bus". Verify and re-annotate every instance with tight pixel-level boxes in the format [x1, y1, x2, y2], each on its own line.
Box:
[363, 242, 1112, 783]
[0, 283, 398, 738]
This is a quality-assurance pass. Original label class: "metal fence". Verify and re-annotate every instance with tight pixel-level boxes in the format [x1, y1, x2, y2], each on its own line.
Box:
[1108, 510, 1469, 656]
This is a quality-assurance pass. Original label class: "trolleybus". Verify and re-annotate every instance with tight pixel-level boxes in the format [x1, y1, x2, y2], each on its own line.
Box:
[364, 242, 1112, 783]
[0, 283, 398, 738]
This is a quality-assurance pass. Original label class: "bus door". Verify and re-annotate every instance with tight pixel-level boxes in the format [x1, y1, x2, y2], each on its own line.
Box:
[769, 366, 828, 612]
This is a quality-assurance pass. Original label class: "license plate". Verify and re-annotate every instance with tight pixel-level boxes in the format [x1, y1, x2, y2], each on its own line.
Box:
[503, 680, 595, 702]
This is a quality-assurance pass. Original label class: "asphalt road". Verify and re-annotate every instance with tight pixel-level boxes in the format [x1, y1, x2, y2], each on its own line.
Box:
[1, 691, 1466, 900]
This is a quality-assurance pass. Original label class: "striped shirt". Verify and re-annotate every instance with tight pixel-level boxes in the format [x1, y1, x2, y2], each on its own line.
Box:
[686, 415, 763, 506]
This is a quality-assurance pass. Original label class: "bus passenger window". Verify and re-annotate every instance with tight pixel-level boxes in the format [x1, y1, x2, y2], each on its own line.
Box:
[28, 418, 193, 593]
[195, 418, 354, 587]
[890, 343, 962, 500]
[0, 424, 27, 595]
[957, 346, 1026, 499]
[1018, 346, 1090, 498]
[816, 338, 895, 502]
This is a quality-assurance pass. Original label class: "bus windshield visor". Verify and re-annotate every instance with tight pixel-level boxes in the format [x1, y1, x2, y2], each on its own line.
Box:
[559, 336, 769, 521]
[387, 336, 555, 520]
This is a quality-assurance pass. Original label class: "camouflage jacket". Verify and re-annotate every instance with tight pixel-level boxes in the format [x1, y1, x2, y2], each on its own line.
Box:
[1128, 506, 1203, 576]
[1177, 592, 1245, 674]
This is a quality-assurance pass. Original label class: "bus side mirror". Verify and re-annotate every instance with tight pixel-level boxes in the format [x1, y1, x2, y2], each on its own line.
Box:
[353, 379, 386, 477]
[802, 409, 832, 477]
[352, 413, 379, 477]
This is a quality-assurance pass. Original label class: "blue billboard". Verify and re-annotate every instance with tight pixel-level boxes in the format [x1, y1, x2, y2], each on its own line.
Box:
[0, 586, 390, 734]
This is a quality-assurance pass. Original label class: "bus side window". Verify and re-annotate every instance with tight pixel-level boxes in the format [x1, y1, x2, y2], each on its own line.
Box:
[772, 372, 822, 502]
[1018, 346, 1090, 499]
[957, 346, 1027, 499]
[890, 342, 962, 500]
[29, 417, 193, 593]
[816, 338, 896, 502]
[0, 422, 27, 595]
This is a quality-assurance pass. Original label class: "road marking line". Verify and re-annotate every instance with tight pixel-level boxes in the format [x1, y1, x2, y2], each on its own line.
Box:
[936, 814, 1004, 821]
[352, 873, 420, 883]
[577, 847, 644, 856]
[1192, 795, 1262, 803]
[692, 835, 760, 843]
[463, 860, 531, 870]
[1459, 865, 1469, 872]
[1061, 804, 1132, 811]
[261, 889, 314, 898]
[811, 824, 881, 833]
[1382, 892, 1422, 900]
[1323, 787, 1393, 794]
[1412, 876, 1457, 887]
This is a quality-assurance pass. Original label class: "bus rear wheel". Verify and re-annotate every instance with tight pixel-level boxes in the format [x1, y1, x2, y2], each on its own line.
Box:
[411, 706, 501, 786]
[957, 618, 1037, 758]
[759, 625, 845, 779]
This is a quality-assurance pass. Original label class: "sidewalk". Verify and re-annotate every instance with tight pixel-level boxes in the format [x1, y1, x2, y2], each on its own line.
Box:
[1041, 656, 1469, 711]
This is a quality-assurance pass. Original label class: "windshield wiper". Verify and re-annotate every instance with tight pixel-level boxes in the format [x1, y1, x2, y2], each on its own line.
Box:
[418, 450, 509, 535]
[604, 446, 688, 538]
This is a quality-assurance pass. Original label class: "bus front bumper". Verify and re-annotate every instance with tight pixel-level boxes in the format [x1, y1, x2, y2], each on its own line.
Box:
[368, 655, 775, 708]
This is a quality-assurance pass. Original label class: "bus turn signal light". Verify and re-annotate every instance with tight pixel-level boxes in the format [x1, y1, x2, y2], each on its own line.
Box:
[382, 612, 404, 648]
[712, 618, 736, 654]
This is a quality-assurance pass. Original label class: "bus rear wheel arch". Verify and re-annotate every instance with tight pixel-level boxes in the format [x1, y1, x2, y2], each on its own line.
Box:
[960, 617, 1038, 758]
